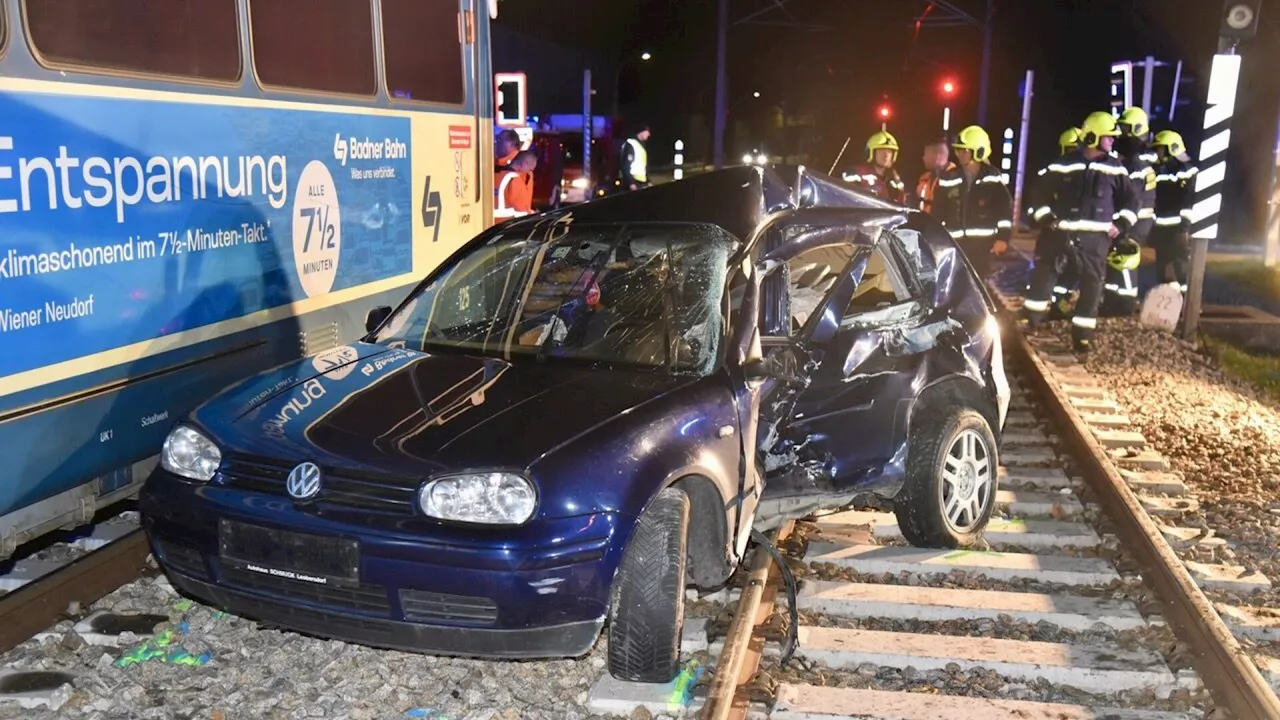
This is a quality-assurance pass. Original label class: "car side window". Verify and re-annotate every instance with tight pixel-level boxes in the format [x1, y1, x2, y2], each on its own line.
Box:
[842, 244, 922, 328]
[778, 243, 858, 337]
[881, 227, 936, 292]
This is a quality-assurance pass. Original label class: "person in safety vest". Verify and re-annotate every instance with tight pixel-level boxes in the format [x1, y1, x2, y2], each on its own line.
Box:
[1099, 106, 1158, 316]
[1021, 111, 1138, 353]
[1041, 127, 1084, 319]
[841, 130, 907, 205]
[914, 136, 954, 214]
[495, 150, 537, 221]
[1149, 130, 1199, 293]
[931, 125, 1013, 280]
[620, 125, 651, 191]
[496, 129, 521, 168]
[1038, 128, 1082, 178]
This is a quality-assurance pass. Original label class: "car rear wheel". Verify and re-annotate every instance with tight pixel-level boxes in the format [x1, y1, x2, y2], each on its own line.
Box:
[894, 408, 998, 548]
[607, 487, 690, 683]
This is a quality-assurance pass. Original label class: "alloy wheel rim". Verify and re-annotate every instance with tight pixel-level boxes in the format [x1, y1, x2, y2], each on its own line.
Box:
[939, 428, 992, 533]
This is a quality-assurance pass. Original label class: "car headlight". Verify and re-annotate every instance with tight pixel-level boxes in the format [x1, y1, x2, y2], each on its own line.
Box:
[741, 153, 753, 165]
[418, 472, 537, 525]
[756, 153, 767, 165]
[160, 425, 222, 482]
[570, 177, 589, 189]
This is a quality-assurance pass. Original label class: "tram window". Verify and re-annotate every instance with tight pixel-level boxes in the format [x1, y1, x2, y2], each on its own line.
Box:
[382, 0, 465, 105]
[24, 0, 240, 81]
[250, 0, 376, 96]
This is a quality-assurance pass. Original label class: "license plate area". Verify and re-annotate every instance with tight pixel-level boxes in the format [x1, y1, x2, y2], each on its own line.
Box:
[218, 519, 359, 587]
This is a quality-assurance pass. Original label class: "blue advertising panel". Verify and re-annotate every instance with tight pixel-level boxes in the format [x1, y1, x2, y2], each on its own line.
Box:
[0, 90, 413, 383]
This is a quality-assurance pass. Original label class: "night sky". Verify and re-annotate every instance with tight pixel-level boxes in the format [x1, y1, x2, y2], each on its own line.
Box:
[496, 0, 1280, 244]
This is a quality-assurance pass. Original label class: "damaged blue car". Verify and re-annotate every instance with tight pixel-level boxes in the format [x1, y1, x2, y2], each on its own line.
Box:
[140, 165, 1010, 684]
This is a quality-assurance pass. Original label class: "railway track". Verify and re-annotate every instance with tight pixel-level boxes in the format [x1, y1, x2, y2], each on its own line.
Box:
[586, 263, 1280, 719]
[5, 257, 1280, 718]
[0, 510, 150, 660]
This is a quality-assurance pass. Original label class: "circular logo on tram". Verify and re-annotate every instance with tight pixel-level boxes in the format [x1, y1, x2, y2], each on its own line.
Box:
[286, 461, 323, 501]
[292, 160, 343, 299]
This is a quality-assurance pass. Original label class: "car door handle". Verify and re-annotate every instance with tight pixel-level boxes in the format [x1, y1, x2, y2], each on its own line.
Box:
[718, 425, 735, 438]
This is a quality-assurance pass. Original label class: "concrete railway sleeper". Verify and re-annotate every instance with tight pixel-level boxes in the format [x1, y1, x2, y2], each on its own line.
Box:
[587, 366, 1216, 719]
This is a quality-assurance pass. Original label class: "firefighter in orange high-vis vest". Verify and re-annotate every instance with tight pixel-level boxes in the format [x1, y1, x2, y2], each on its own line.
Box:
[495, 150, 537, 221]
[841, 130, 907, 205]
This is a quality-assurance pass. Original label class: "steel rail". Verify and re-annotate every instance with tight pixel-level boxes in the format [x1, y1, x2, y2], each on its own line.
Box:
[1002, 313, 1280, 720]
[701, 521, 792, 720]
[0, 528, 151, 655]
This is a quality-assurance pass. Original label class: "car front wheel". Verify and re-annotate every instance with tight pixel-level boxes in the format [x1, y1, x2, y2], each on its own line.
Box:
[607, 487, 690, 683]
[894, 408, 998, 548]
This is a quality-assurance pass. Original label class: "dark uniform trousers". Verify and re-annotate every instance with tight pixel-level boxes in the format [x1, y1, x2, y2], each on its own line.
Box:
[1150, 225, 1191, 291]
[958, 238, 993, 281]
[1028, 231, 1111, 325]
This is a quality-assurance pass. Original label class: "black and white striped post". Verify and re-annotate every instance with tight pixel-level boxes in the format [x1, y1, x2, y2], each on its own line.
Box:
[1188, 53, 1241, 245]
[1183, 0, 1260, 337]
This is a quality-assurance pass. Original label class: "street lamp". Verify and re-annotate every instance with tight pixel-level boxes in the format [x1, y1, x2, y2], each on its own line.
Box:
[641, 51, 652, 61]
[753, 91, 761, 98]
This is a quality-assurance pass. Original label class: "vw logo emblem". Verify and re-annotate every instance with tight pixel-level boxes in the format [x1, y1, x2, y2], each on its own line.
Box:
[286, 462, 322, 500]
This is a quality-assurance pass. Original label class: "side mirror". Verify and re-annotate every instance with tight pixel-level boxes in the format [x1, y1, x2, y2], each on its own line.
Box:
[365, 306, 393, 334]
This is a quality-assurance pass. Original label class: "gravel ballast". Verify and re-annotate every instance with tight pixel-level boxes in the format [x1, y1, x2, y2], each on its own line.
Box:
[0, 575, 621, 720]
[1038, 319, 1280, 607]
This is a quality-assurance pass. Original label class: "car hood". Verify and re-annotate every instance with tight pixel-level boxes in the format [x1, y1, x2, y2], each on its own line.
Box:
[195, 342, 690, 476]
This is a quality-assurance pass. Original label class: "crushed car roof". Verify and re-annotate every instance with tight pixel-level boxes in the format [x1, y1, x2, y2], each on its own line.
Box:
[518, 165, 910, 244]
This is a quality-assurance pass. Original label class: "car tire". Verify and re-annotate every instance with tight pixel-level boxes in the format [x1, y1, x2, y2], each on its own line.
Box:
[607, 487, 690, 683]
[894, 407, 999, 548]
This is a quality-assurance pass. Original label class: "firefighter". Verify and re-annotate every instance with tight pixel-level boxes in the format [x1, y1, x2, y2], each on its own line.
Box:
[1021, 111, 1138, 353]
[1037, 127, 1082, 179]
[915, 136, 954, 214]
[841, 130, 907, 205]
[620, 125, 651, 191]
[1099, 106, 1158, 316]
[1044, 127, 1085, 317]
[931, 125, 1013, 280]
[1149, 130, 1199, 292]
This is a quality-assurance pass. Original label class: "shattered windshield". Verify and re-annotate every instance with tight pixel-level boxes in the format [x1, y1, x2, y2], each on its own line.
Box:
[372, 222, 734, 375]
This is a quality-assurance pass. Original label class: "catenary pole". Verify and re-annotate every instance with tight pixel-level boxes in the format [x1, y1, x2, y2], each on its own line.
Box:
[713, 0, 729, 169]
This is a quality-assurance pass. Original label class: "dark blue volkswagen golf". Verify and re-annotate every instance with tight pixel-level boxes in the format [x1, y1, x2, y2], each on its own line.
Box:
[141, 166, 1009, 684]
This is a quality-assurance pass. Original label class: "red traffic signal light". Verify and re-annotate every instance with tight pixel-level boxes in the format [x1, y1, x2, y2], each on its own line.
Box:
[877, 104, 891, 119]
[940, 78, 957, 96]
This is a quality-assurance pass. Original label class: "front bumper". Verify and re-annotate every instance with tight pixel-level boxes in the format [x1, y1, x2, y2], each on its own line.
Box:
[140, 469, 624, 659]
[164, 572, 602, 657]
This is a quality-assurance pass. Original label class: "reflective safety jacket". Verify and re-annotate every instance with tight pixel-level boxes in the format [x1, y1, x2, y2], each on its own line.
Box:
[1153, 156, 1199, 230]
[622, 137, 648, 184]
[1118, 139, 1158, 242]
[915, 162, 955, 214]
[841, 164, 907, 205]
[1030, 150, 1139, 235]
[932, 163, 1013, 243]
[494, 165, 533, 220]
